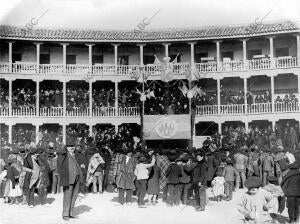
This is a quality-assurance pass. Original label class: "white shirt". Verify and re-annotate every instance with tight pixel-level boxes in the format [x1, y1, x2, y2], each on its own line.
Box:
[286, 152, 295, 164]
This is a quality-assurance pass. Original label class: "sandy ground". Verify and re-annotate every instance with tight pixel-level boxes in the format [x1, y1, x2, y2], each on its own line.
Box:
[0, 188, 290, 224]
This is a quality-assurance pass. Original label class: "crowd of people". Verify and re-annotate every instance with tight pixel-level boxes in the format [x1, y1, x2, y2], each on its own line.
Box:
[12, 88, 36, 109]
[40, 88, 63, 108]
[0, 120, 300, 223]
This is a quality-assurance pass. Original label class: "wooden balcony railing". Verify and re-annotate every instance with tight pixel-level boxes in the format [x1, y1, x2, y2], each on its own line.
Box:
[0, 57, 298, 75]
[247, 103, 272, 114]
[93, 107, 116, 116]
[1, 102, 299, 117]
[39, 107, 64, 116]
[12, 107, 36, 116]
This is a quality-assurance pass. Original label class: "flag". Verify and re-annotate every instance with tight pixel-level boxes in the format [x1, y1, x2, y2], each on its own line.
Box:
[171, 53, 180, 64]
[154, 54, 161, 64]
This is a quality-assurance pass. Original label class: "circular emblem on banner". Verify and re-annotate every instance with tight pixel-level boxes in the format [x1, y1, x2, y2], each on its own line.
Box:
[155, 117, 177, 139]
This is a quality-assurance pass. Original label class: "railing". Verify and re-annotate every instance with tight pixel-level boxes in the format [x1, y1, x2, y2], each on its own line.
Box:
[12, 107, 36, 116]
[39, 64, 63, 74]
[39, 107, 64, 116]
[275, 57, 297, 68]
[117, 65, 143, 75]
[195, 62, 218, 72]
[247, 103, 272, 114]
[220, 104, 245, 114]
[66, 108, 90, 116]
[118, 107, 140, 116]
[66, 64, 90, 74]
[196, 105, 218, 115]
[93, 107, 116, 116]
[0, 57, 299, 75]
[12, 62, 37, 73]
[274, 102, 299, 112]
[92, 64, 115, 75]
[144, 64, 163, 76]
[247, 59, 271, 70]
[173, 63, 190, 74]
[1, 103, 300, 117]
[0, 107, 9, 116]
[221, 60, 244, 71]
[0, 63, 9, 73]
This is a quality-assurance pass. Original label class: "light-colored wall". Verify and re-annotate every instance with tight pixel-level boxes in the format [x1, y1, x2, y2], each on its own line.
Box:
[0, 36, 297, 63]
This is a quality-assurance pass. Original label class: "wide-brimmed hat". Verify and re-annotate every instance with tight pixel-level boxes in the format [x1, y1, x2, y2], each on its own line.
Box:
[244, 176, 262, 189]
[288, 161, 300, 169]
[266, 176, 279, 185]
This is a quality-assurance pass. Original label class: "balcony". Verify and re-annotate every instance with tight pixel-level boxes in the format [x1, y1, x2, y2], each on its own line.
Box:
[1, 102, 299, 118]
[195, 102, 299, 116]
[0, 57, 298, 76]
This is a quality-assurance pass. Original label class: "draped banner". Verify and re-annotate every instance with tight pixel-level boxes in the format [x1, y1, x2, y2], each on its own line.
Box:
[143, 115, 191, 140]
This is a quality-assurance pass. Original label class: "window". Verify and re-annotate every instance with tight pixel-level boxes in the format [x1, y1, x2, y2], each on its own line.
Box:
[221, 51, 234, 60]
[40, 54, 50, 64]
[118, 56, 129, 65]
[170, 54, 181, 63]
[275, 48, 289, 57]
[195, 53, 208, 63]
[248, 49, 262, 59]
[12, 53, 22, 63]
[66, 55, 76, 64]
[143, 55, 155, 65]
[92, 55, 103, 65]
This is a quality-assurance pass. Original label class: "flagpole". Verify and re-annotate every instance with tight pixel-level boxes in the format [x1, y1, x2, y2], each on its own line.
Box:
[141, 71, 145, 150]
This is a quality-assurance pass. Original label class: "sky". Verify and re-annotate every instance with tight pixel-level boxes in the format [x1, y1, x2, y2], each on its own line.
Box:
[0, 0, 299, 30]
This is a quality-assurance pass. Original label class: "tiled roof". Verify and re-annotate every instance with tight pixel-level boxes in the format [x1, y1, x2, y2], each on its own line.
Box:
[0, 21, 299, 42]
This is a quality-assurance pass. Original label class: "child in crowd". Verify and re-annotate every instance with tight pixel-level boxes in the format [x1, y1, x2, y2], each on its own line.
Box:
[134, 154, 155, 207]
[222, 159, 238, 201]
[212, 170, 225, 202]
[238, 176, 274, 223]
[6, 160, 22, 204]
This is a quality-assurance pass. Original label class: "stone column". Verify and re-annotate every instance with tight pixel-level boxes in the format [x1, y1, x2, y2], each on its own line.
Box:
[86, 43, 94, 73]
[8, 124, 12, 144]
[36, 124, 40, 144]
[218, 122, 222, 135]
[214, 40, 222, 71]
[163, 43, 171, 57]
[242, 39, 248, 69]
[89, 81, 93, 116]
[63, 81, 67, 116]
[245, 121, 249, 133]
[115, 81, 119, 116]
[8, 41, 14, 72]
[34, 42, 42, 73]
[217, 78, 221, 114]
[189, 42, 196, 77]
[89, 124, 93, 137]
[112, 44, 120, 74]
[269, 36, 275, 68]
[270, 75, 275, 112]
[8, 79, 13, 116]
[36, 80, 40, 116]
[61, 43, 69, 73]
[244, 77, 247, 114]
[138, 44, 146, 66]
[297, 35, 300, 66]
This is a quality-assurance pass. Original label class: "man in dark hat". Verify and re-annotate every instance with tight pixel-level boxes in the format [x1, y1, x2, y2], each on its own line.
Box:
[280, 161, 300, 223]
[57, 144, 83, 221]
